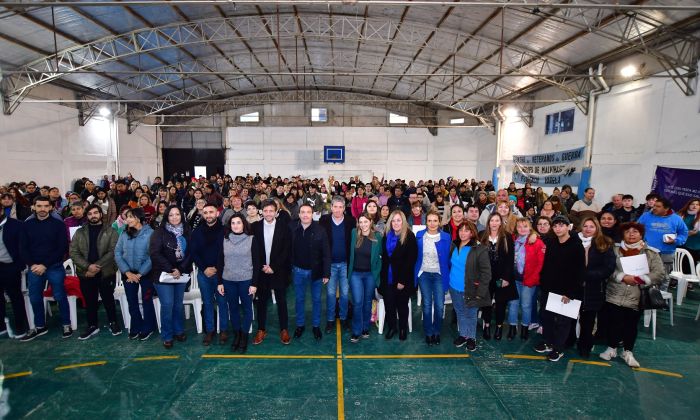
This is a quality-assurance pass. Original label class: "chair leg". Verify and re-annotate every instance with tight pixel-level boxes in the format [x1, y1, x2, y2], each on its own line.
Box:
[153, 298, 162, 332]
[652, 309, 657, 340]
[24, 293, 35, 331]
[643, 310, 651, 328]
[408, 298, 413, 333]
[68, 296, 78, 330]
[696, 303, 700, 321]
[193, 301, 203, 334]
[677, 278, 687, 306]
[184, 305, 191, 320]
[669, 295, 674, 326]
[377, 299, 385, 334]
[271, 290, 277, 305]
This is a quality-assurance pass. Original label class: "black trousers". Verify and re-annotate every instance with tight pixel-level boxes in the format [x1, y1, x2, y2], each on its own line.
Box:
[383, 284, 410, 332]
[256, 286, 289, 331]
[0, 263, 29, 335]
[577, 309, 598, 352]
[481, 304, 492, 325]
[79, 273, 118, 328]
[541, 292, 572, 353]
[606, 302, 641, 352]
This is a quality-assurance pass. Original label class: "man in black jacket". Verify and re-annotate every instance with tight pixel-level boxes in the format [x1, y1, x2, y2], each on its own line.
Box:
[252, 199, 291, 345]
[290, 204, 330, 341]
[534, 215, 585, 362]
[0, 212, 29, 337]
[319, 196, 356, 334]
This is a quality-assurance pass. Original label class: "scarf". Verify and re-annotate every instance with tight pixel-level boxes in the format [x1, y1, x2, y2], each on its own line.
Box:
[450, 219, 459, 241]
[620, 240, 644, 257]
[386, 230, 399, 285]
[578, 232, 592, 249]
[514, 235, 527, 275]
[166, 223, 186, 260]
[582, 199, 593, 206]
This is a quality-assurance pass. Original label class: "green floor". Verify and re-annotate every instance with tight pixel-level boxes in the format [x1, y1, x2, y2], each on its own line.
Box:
[1, 290, 699, 419]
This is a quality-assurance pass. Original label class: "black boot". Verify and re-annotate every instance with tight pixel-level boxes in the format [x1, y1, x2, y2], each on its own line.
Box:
[482, 324, 491, 340]
[521, 327, 529, 341]
[494, 325, 503, 341]
[507, 325, 517, 341]
[232, 330, 242, 351]
[239, 333, 248, 354]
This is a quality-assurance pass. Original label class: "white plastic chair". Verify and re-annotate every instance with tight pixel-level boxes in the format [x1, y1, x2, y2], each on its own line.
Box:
[113, 271, 131, 331]
[643, 290, 674, 340]
[694, 263, 700, 321]
[375, 289, 413, 334]
[669, 248, 699, 306]
[21, 269, 35, 330]
[43, 259, 78, 330]
[182, 266, 203, 333]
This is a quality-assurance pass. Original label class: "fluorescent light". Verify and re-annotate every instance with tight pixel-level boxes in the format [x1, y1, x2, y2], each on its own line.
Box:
[503, 107, 519, 118]
[389, 112, 408, 124]
[620, 64, 639, 78]
[450, 118, 465, 125]
[98, 106, 111, 117]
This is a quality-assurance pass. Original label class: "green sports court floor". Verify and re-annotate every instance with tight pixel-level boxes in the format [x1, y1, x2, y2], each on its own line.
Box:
[1, 291, 699, 419]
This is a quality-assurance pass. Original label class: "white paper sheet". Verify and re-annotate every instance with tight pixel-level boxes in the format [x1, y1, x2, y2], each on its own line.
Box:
[412, 225, 426, 235]
[545, 292, 581, 319]
[159, 272, 191, 284]
[69, 226, 81, 240]
[619, 254, 650, 276]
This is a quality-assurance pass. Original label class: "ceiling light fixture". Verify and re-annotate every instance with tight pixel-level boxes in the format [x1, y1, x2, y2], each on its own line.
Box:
[503, 107, 519, 118]
[620, 64, 639, 78]
[98, 106, 111, 117]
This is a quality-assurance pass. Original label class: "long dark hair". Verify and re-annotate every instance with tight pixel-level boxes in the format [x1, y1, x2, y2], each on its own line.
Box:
[481, 213, 509, 253]
[125, 207, 146, 238]
[224, 213, 251, 238]
[163, 205, 188, 231]
[678, 197, 700, 228]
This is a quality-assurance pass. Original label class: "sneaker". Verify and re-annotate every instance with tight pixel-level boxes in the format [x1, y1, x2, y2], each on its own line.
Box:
[622, 350, 640, 368]
[19, 327, 48, 342]
[528, 323, 540, 331]
[534, 342, 552, 353]
[78, 326, 99, 340]
[466, 338, 477, 352]
[253, 329, 267, 345]
[128, 331, 139, 340]
[547, 350, 563, 362]
[599, 347, 617, 361]
[139, 331, 154, 341]
[350, 335, 360, 343]
[109, 322, 122, 336]
[280, 329, 291, 345]
[453, 336, 468, 348]
[361, 330, 370, 339]
[62, 325, 73, 339]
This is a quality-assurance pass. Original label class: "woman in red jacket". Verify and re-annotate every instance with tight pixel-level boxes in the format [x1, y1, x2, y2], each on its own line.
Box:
[351, 185, 369, 219]
[507, 218, 545, 340]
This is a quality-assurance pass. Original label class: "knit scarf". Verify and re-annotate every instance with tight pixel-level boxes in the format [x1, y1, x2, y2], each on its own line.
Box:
[578, 232, 592, 249]
[386, 230, 399, 285]
[620, 240, 644, 257]
[166, 223, 186, 260]
[514, 235, 527, 275]
[582, 199, 593, 206]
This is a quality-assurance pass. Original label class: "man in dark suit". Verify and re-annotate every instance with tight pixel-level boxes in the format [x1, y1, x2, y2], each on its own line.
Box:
[252, 199, 292, 345]
[0, 211, 29, 337]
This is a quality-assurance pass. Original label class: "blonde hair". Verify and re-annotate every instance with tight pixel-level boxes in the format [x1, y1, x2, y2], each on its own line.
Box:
[355, 213, 378, 248]
[385, 210, 409, 244]
[515, 217, 535, 236]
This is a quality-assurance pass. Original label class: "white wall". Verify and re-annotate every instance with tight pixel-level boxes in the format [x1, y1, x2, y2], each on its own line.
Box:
[226, 126, 496, 183]
[498, 75, 700, 204]
[0, 102, 162, 192]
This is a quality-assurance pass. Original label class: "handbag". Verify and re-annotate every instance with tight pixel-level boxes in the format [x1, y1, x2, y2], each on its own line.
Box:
[639, 286, 666, 310]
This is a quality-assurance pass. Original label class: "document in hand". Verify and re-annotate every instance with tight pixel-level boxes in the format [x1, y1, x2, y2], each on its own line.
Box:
[159, 272, 191, 284]
[69, 226, 81, 240]
[545, 292, 581, 319]
[619, 254, 650, 276]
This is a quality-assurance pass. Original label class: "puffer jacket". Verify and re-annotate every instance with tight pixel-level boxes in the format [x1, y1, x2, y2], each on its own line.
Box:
[605, 245, 665, 310]
[462, 243, 492, 308]
[114, 225, 154, 276]
[70, 224, 119, 277]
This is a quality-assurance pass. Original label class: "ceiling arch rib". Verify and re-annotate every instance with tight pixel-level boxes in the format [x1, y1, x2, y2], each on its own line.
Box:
[2, 13, 575, 115]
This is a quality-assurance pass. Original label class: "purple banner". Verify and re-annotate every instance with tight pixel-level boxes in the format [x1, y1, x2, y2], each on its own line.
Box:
[651, 166, 700, 210]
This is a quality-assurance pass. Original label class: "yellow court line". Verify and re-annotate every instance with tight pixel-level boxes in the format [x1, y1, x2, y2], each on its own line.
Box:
[503, 354, 547, 360]
[54, 361, 107, 371]
[336, 319, 342, 356]
[201, 354, 335, 360]
[133, 355, 181, 362]
[0, 371, 32, 380]
[345, 354, 471, 359]
[633, 367, 683, 378]
[337, 359, 345, 420]
[569, 359, 611, 367]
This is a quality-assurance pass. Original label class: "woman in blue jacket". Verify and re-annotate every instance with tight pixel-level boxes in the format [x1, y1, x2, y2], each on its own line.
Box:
[114, 208, 156, 340]
[414, 210, 452, 345]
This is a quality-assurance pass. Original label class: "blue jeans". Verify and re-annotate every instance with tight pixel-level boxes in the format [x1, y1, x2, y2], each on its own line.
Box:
[418, 272, 444, 336]
[450, 287, 478, 339]
[327, 262, 349, 322]
[293, 266, 322, 328]
[222, 280, 253, 333]
[27, 263, 70, 328]
[508, 281, 537, 327]
[350, 271, 375, 336]
[154, 282, 186, 341]
[197, 270, 228, 333]
[124, 277, 156, 334]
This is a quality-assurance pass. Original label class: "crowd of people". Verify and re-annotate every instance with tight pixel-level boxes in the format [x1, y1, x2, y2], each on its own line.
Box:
[1, 173, 698, 365]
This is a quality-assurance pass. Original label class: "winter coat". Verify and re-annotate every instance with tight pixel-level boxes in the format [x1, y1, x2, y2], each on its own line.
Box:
[605, 245, 665, 310]
[348, 229, 383, 286]
[70, 224, 119, 277]
[450, 242, 492, 308]
[149, 225, 193, 283]
[380, 230, 418, 294]
[114, 225, 154, 276]
[580, 244, 616, 311]
[487, 235, 517, 303]
[414, 229, 452, 290]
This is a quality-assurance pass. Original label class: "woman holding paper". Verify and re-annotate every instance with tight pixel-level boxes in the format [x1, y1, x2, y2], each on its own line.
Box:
[150, 205, 192, 349]
[576, 217, 616, 358]
[599, 222, 664, 368]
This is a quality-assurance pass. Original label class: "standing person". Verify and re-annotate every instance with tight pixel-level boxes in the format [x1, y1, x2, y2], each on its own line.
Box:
[348, 213, 382, 343]
[150, 205, 192, 349]
[0, 211, 29, 338]
[319, 197, 356, 334]
[449, 221, 491, 351]
[190, 203, 226, 346]
[252, 199, 292, 346]
[442, 205, 465, 240]
[19, 197, 71, 341]
[290, 204, 331, 341]
[534, 215, 585, 362]
[380, 210, 418, 341]
[351, 185, 369, 219]
[114, 208, 156, 341]
[599, 211, 622, 243]
[414, 210, 451, 345]
[678, 198, 700, 264]
[507, 218, 545, 341]
[217, 214, 260, 353]
[599, 222, 664, 367]
[70, 204, 121, 339]
[576, 216, 616, 358]
[479, 213, 516, 341]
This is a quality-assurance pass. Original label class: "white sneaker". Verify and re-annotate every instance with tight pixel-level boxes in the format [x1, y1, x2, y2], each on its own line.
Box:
[622, 350, 640, 368]
[528, 323, 540, 331]
[599, 347, 617, 361]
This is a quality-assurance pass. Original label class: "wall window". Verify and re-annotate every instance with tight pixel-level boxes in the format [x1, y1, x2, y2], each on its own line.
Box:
[389, 112, 408, 124]
[311, 107, 328, 122]
[240, 111, 260, 123]
[545, 108, 574, 135]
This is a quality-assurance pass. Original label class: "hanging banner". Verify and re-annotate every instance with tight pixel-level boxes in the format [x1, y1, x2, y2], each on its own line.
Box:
[512, 146, 585, 186]
[651, 166, 700, 210]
